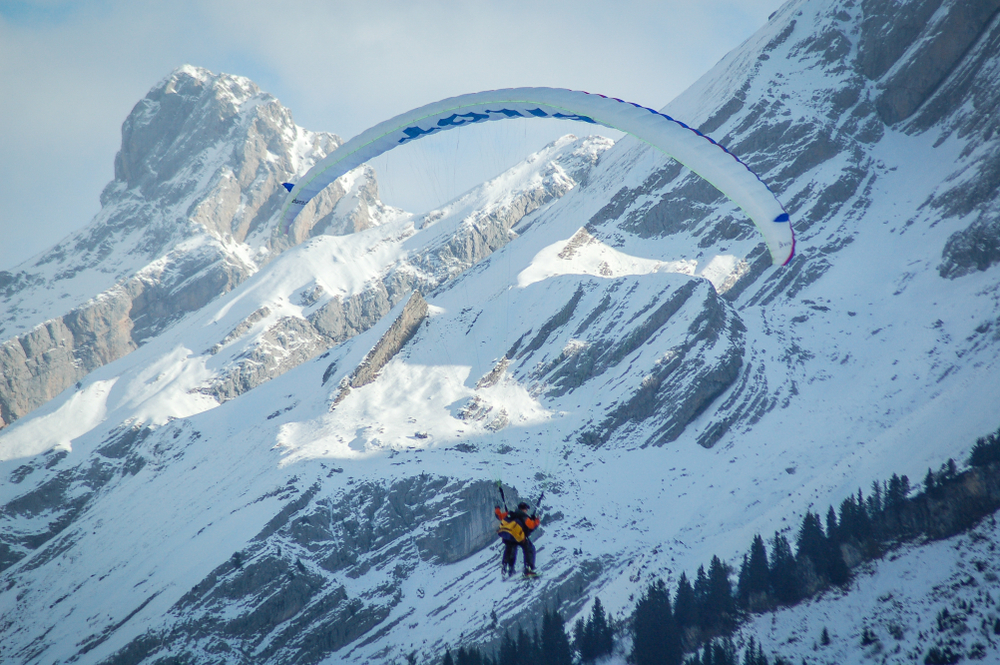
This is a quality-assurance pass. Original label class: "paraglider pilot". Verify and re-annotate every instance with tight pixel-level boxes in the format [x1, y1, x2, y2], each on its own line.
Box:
[495, 501, 540, 577]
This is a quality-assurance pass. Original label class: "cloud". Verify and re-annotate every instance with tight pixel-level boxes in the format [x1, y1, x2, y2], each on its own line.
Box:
[0, 0, 781, 271]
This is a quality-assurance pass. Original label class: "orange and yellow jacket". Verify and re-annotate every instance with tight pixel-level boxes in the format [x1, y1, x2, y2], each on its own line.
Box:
[495, 507, 539, 543]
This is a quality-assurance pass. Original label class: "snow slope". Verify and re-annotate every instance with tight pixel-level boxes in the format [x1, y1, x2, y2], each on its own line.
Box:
[744, 516, 1000, 664]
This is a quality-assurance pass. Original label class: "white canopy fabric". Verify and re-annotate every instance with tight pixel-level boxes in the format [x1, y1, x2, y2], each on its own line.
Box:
[281, 88, 794, 265]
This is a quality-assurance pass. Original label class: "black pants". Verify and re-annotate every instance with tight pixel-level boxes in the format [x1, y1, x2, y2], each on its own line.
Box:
[518, 538, 536, 572]
[501, 539, 517, 573]
[500, 536, 535, 573]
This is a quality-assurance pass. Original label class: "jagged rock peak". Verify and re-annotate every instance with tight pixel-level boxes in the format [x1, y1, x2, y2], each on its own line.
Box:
[0, 67, 349, 428]
[103, 65, 340, 218]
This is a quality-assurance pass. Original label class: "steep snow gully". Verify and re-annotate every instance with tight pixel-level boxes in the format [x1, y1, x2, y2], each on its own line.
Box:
[3, 0, 1000, 663]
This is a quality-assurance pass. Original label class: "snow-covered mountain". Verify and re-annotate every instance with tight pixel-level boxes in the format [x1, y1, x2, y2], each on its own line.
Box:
[0, 65, 604, 430]
[3, 0, 1000, 662]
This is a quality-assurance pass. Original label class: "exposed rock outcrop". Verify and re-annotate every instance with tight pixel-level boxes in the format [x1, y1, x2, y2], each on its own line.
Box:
[345, 291, 429, 390]
[0, 424, 152, 574]
[8, 0, 1000, 661]
[0, 66, 344, 429]
[1, 108, 608, 430]
[0, 246, 253, 427]
[870, 0, 1000, 126]
[93, 475, 510, 665]
[197, 137, 611, 407]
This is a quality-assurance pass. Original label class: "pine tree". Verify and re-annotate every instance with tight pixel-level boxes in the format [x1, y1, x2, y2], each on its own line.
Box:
[924, 467, 936, 492]
[738, 535, 770, 609]
[837, 495, 855, 536]
[675, 572, 696, 631]
[573, 618, 590, 663]
[516, 626, 537, 665]
[687, 640, 710, 665]
[703, 555, 734, 630]
[443, 646, 455, 665]
[866, 481, 883, 516]
[577, 598, 615, 662]
[591, 598, 615, 658]
[540, 608, 572, 665]
[969, 427, 1000, 466]
[697, 639, 714, 665]
[858, 490, 874, 543]
[498, 630, 518, 665]
[712, 637, 738, 665]
[769, 533, 799, 604]
[838, 492, 872, 544]
[631, 579, 682, 665]
[688, 637, 737, 665]
[736, 554, 750, 608]
[742, 637, 769, 665]
[456, 645, 478, 665]
[885, 474, 906, 509]
[825, 506, 839, 543]
[693, 565, 709, 627]
[796, 511, 829, 588]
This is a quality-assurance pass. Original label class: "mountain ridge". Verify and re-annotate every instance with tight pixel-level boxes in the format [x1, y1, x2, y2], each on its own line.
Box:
[0, 68, 607, 430]
[3, 0, 1000, 663]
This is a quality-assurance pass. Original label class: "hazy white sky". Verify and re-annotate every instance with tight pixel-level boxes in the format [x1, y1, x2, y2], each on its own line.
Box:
[0, 0, 784, 271]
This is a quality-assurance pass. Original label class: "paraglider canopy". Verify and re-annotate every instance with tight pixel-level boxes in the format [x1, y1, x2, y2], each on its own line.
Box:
[281, 87, 794, 265]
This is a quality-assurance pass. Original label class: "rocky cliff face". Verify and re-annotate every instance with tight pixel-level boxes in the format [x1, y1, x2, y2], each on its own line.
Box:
[0, 99, 613, 644]
[589, 0, 1000, 288]
[0, 66, 339, 428]
[195, 135, 611, 406]
[0, 246, 253, 427]
[577, 0, 1000, 445]
[0, 70, 606, 429]
[94, 475, 506, 665]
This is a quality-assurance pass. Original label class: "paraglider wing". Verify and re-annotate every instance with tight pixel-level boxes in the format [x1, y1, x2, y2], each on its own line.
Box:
[280, 88, 794, 265]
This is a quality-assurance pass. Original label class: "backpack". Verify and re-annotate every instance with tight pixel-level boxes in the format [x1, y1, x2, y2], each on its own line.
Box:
[498, 517, 526, 543]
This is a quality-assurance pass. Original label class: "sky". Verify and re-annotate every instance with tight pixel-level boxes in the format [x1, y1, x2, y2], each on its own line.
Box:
[0, 0, 786, 272]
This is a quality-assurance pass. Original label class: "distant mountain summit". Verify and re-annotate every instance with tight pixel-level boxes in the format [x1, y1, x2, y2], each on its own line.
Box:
[2, 66, 336, 333]
[0, 66, 336, 428]
[0, 67, 602, 430]
[2, 1, 1000, 663]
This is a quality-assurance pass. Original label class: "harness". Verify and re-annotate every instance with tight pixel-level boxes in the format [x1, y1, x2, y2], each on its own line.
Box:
[498, 517, 526, 543]
[495, 483, 544, 545]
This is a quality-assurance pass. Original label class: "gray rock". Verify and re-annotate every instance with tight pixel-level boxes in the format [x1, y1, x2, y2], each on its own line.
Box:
[200, 138, 609, 407]
[873, 0, 1000, 125]
[348, 291, 428, 390]
[10, 1, 1000, 658]
[564, 279, 746, 447]
[310, 283, 397, 347]
[0, 245, 253, 427]
[0, 425, 151, 575]
[584, 0, 1000, 314]
[0, 66, 371, 430]
[202, 316, 333, 402]
[939, 215, 1000, 277]
[94, 475, 515, 665]
[857, 0, 945, 81]
[1, 115, 606, 432]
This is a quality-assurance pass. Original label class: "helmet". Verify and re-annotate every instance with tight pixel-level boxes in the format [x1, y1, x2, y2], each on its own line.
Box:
[517, 502, 529, 510]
